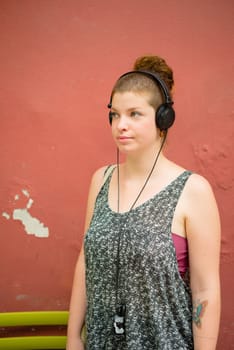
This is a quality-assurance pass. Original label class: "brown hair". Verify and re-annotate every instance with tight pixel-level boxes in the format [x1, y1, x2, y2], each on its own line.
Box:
[110, 55, 174, 110]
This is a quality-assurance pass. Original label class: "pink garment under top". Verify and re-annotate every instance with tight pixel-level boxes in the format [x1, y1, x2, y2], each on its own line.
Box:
[171, 233, 189, 277]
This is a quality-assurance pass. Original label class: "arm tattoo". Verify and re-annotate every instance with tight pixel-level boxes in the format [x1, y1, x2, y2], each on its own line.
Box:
[192, 299, 208, 328]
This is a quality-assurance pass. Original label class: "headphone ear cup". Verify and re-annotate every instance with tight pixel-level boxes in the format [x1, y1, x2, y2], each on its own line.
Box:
[156, 104, 175, 131]
[109, 111, 113, 125]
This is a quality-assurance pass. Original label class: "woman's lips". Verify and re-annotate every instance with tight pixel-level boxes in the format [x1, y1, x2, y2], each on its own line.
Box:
[117, 136, 132, 143]
[118, 136, 132, 140]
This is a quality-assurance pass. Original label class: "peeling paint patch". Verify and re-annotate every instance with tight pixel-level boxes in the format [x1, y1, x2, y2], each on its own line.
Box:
[26, 198, 34, 209]
[13, 208, 49, 237]
[22, 189, 30, 198]
[2, 212, 10, 220]
[2, 191, 49, 238]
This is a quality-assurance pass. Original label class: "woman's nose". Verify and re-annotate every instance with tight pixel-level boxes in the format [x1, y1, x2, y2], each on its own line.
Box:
[116, 115, 128, 130]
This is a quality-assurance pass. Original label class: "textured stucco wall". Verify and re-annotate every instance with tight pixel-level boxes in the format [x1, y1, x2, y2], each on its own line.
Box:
[0, 1, 233, 347]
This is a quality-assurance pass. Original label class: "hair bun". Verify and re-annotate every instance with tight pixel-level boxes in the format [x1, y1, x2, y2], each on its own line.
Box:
[133, 55, 174, 91]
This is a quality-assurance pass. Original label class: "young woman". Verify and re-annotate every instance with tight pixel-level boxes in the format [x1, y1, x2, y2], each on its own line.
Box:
[66, 55, 221, 349]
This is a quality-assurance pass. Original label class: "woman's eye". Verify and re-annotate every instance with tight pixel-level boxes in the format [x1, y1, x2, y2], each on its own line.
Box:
[130, 111, 141, 117]
[109, 111, 119, 119]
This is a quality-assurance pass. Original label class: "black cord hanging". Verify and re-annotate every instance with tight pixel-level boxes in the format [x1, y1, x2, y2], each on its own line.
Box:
[113, 132, 168, 338]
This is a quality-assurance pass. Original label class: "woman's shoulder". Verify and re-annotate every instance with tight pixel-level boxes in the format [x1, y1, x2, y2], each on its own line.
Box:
[186, 172, 214, 196]
[166, 159, 213, 194]
[166, 160, 216, 206]
[90, 164, 116, 189]
[182, 172, 217, 214]
[84, 165, 116, 232]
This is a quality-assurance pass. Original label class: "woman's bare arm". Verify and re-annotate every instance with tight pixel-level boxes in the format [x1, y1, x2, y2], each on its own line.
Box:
[66, 166, 108, 349]
[185, 174, 221, 350]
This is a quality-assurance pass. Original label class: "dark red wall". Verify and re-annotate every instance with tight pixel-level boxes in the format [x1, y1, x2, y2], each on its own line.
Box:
[0, 1, 233, 347]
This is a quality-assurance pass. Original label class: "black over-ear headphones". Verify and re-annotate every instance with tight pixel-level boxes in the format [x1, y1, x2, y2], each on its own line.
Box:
[108, 70, 175, 131]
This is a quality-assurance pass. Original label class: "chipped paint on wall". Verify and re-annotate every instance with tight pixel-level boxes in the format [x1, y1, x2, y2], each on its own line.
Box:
[2, 190, 49, 238]
[2, 212, 10, 220]
[13, 208, 49, 238]
[22, 189, 30, 198]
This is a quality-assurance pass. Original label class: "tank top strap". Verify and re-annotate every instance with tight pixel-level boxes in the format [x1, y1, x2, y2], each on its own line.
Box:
[102, 164, 116, 185]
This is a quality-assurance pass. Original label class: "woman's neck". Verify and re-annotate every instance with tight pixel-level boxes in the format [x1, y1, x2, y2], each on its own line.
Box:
[121, 149, 167, 180]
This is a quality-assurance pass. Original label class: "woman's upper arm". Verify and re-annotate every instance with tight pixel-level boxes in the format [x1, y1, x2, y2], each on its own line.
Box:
[185, 174, 221, 293]
[83, 166, 109, 233]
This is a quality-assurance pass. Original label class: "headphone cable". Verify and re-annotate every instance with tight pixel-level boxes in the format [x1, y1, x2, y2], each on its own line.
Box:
[114, 131, 168, 331]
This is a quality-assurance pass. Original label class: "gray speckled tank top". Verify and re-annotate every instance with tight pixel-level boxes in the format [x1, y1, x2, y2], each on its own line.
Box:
[84, 168, 193, 349]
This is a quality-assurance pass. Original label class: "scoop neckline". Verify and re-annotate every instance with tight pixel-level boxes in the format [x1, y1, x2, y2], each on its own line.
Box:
[106, 169, 190, 216]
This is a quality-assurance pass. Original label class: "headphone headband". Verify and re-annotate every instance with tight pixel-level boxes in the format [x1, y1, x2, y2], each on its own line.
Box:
[117, 70, 173, 105]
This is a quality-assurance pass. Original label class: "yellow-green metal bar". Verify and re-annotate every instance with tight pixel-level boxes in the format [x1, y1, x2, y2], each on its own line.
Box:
[0, 311, 69, 327]
[0, 335, 67, 350]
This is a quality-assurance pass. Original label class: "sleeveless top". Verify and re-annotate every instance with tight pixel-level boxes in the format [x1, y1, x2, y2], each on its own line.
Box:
[84, 169, 194, 350]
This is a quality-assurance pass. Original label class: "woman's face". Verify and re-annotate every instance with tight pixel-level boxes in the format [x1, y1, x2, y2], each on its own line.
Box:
[110, 91, 160, 155]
